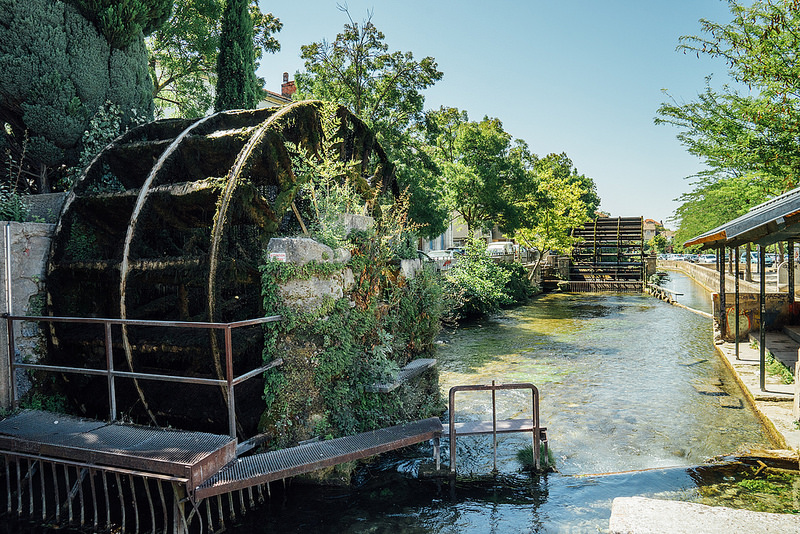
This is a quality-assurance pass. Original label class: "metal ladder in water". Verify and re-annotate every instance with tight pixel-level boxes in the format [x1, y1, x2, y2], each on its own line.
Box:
[443, 381, 548, 473]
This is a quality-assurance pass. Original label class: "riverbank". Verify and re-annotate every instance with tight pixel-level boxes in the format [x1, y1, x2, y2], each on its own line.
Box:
[714, 340, 800, 451]
[660, 262, 799, 455]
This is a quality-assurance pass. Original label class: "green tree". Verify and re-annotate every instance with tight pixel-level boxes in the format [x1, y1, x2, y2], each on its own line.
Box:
[533, 152, 600, 220]
[440, 117, 525, 236]
[648, 233, 668, 254]
[512, 155, 593, 273]
[66, 0, 173, 48]
[295, 9, 445, 236]
[671, 174, 767, 248]
[214, 0, 258, 111]
[148, 0, 281, 117]
[656, 0, 800, 238]
[0, 0, 159, 193]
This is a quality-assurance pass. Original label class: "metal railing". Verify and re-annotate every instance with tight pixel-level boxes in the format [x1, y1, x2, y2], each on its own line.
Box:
[4, 314, 282, 439]
[448, 381, 542, 473]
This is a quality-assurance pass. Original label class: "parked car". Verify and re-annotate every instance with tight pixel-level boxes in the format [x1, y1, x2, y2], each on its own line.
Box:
[698, 254, 716, 264]
[426, 249, 457, 270]
[486, 241, 515, 263]
[447, 247, 465, 257]
[740, 252, 774, 267]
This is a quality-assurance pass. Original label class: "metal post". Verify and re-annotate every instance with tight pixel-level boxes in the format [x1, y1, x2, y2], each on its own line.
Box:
[531, 386, 540, 471]
[746, 242, 753, 281]
[760, 244, 766, 391]
[225, 326, 236, 439]
[448, 388, 457, 474]
[735, 246, 740, 360]
[104, 322, 116, 421]
[6, 316, 15, 408]
[789, 240, 795, 303]
[491, 381, 497, 474]
[4, 223, 11, 315]
[719, 245, 727, 341]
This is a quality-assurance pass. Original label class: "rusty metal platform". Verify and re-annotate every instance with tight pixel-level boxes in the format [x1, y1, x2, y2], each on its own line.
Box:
[0, 410, 235, 488]
[195, 417, 442, 499]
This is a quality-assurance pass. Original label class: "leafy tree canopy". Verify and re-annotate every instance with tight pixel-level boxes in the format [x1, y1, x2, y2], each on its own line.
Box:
[657, 0, 800, 240]
[440, 116, 525, 236]
[214, 0, 258, 111]
[295, 9, 445, 237]
[296, 9, 442, 135]
[511, 156, 593, 270]
[0, 0, 155, 193]
[66, 0, 173, 48]
[148, 0, 281, 117]
[671, 173, 770, 248]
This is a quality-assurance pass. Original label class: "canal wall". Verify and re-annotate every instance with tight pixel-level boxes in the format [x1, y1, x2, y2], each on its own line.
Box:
[660, 260, 796, 341]
[0, 221, 56, 408]
[0, 194, 67, 408]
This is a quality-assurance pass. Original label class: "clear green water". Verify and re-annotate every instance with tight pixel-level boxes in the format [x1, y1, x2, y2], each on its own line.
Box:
[8, 273, 783, 533]
[225, 272, 781, 532]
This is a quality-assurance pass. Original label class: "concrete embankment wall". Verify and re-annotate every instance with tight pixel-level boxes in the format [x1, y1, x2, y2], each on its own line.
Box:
[660, 260, 796, 341]
[0, 194, 66, 407]
[0, 222, 56, 407]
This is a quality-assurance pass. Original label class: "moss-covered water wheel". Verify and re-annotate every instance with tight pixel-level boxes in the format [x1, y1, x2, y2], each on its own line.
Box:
[45, 101, 396, 437]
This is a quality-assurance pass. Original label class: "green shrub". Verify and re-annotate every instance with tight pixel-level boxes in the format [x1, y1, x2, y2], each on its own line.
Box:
[498, 262, 535, 303]
[516, 443, 556, 472]
[444, 238, 512, 319]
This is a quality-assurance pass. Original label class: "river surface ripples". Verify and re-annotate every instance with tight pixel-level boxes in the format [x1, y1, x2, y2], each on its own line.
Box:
[229, 271, 776, 533]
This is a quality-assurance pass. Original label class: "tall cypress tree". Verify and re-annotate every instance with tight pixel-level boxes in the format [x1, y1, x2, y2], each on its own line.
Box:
[215, 0, 258, 111]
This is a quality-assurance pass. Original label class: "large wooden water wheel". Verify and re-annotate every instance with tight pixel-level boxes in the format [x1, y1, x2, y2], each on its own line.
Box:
[45, 101, 396, 436]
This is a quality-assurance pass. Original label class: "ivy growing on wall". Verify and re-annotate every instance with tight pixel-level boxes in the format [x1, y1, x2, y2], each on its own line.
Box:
[258, 197, 445, 449]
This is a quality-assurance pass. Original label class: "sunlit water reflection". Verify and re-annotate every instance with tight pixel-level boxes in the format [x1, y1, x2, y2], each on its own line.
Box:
[436, 271, 766, 476]
[217, 271, 776, 533]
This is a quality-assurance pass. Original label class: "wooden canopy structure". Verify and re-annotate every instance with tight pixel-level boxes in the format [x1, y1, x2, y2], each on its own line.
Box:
[684, 186, 800, 391]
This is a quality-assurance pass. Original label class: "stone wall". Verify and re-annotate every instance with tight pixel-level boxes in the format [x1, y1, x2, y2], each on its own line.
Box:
[267, 237, 354, 311]
[0, 221, 56, 407]
[661, 260, 795, 341]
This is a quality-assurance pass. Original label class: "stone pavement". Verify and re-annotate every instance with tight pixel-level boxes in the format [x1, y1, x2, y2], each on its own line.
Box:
[609, 497, 800, 534]
[716, 337, 800, 450]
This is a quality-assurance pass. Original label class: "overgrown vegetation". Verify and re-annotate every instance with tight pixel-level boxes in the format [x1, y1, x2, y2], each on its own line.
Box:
[258, 115, 446, 447]
[0, 0, 158, 193]
[766, 352, 794, 385]
[258, 205, 447, 447]
[442, 238, 534, 320]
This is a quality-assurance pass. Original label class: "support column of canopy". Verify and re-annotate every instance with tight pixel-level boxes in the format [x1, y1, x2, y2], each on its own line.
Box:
[735, 246, 740, 361]
[789, 240, 795, 303]
[718, 245, 726, 343]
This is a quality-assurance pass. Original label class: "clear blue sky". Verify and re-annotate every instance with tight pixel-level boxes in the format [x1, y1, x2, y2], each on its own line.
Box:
[256, 1, 737, 229]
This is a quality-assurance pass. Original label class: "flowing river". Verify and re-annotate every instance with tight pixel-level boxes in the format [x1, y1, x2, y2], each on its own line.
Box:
[232, 271, 779, 533]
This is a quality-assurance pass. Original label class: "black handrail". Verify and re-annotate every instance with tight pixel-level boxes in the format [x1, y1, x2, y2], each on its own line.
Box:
[4, 313, 282, 439]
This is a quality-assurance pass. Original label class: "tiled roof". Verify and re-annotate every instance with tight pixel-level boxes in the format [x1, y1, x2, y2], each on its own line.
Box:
[684, 186, 800, 249]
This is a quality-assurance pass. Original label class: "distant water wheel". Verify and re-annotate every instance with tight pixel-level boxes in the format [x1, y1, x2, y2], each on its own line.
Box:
[45, 101, 396, 436]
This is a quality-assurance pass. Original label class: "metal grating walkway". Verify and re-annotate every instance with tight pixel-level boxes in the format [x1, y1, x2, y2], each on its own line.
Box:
[0, 410, 235, 488]
[195, 417, 442, 499]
